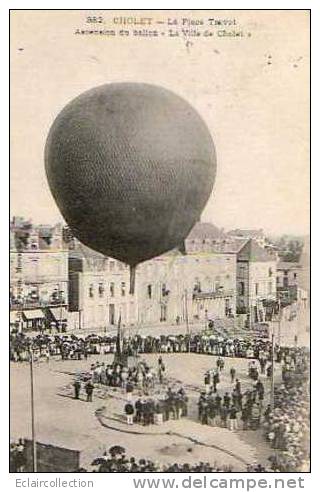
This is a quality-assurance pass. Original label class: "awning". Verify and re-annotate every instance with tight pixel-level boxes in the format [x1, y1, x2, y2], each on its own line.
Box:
[48, 307, 68, 322]
[23, 309, 45, 320]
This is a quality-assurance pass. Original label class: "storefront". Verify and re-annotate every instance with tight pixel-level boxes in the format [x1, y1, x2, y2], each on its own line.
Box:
[46, 307, 68, 332]
[22, 309, 46, 331]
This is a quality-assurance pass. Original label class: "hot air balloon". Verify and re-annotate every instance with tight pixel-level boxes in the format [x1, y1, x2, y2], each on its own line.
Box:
[45, 83, 216, 293]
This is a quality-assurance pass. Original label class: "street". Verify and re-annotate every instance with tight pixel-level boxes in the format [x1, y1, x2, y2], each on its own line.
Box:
[11, 352, 282, 471]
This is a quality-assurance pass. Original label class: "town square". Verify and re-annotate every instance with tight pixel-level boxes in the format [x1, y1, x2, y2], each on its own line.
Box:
[10, 10, 310, 475]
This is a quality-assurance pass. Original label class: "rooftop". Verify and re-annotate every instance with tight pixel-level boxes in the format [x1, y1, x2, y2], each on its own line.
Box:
[238, 239, 276, 262]
[228, 228, 264, 238]
[187, 222, 225, 240]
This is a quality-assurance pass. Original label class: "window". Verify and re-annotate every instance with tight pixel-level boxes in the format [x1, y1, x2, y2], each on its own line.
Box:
[213, 281, 220, 292]
[162, 283, 169, 297]
[269, 267, 273, 277]
[225, 299, 231, 317]
[30, 287, 38, 299]
[110, 282, 115, 297]
[194, 278, 201, 293]
[109, 304, 115, 325]
[238, 281, 245, 296]
[98, 282, 104, 298]
[268, 282, 273, 294]
[121, 282, 126, 297]
[293, 272, 297, 279]
[255, 283, 259, 295]
[89, 284, 94, 298]
[160, 305, 167, 322]
[109, 261, 115, 272]
[147, 284, 152, 299]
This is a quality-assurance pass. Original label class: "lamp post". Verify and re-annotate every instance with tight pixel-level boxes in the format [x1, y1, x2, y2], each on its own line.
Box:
[184, 289, 190, 352]
[270, 331, 275, 410]
[277, 298, 281, 345]
[29, 348, 37, 472]
[270, 297, 281, 411]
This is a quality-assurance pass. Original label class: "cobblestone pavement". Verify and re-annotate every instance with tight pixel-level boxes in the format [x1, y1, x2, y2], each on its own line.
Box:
[10, 353, 283, 471]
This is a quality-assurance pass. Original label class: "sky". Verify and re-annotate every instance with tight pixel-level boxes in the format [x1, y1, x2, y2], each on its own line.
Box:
[10, 10, 310, 236]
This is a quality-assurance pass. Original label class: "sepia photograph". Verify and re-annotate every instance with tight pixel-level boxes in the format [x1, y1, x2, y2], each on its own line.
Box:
[9, 9, 310, 474]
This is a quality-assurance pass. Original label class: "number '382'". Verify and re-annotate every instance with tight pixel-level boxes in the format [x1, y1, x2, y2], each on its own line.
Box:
[86, 16, 104, 24]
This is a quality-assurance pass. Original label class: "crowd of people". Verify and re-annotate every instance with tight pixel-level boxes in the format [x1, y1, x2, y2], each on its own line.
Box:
[72, 357, 166, 403]
[89, 359, 159, 391]
[124, 386, 188, 426]
[10, 439, 26, 472]
[9, 441, 272, 473]
[80, 446, 235, 472]
[198, 358, 266, 431]
[263, 348, 310, 472]
[10, 331, 279, 363]
[10, 330, 309, 473]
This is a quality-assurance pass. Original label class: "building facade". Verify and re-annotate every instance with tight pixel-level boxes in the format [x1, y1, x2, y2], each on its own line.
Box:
[136, 251, 236, 328]
[10, 219, 280, 334]
[10, 218, 69, 331]
[68, 244, 137, 331]
[68, 241, 237, 332]
[276, 261, 308, 307]
[236, 239, 277, 324]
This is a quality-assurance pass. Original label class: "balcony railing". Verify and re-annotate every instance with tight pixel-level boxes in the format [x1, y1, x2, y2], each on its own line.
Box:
[193, 289, 235, 300]
[10, 298, 67, 310]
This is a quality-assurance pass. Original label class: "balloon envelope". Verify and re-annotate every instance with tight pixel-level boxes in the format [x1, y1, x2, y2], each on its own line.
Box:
[45, 83, 216, 288]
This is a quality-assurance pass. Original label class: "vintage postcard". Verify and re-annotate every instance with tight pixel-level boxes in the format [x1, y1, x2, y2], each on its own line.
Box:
[10, 9, 310, 475]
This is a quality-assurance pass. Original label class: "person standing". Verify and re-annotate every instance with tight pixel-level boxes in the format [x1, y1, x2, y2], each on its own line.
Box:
[85, 381, 94, 402]
[230, 367, 236, 383]
[204, 371, 210, 394]
[126, 381, 134, 401]
[256, 379, 265, 402]
[201, 399, 209, 425]
[73, 380, 81, 399]
[228, 405, 238, 431]
[213, 371, 219, 393]
[220, 404, 228, 428]
[15, 439, 26, 473]
[45, 348, 50, 363]
[241, 404, 250, 430]
[223, 392, 231, 409]
[235, 379, 241, 394]
[158, 360, 165, 384]
[135, 398, 142, 423]
[125, 402, 134, 425]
